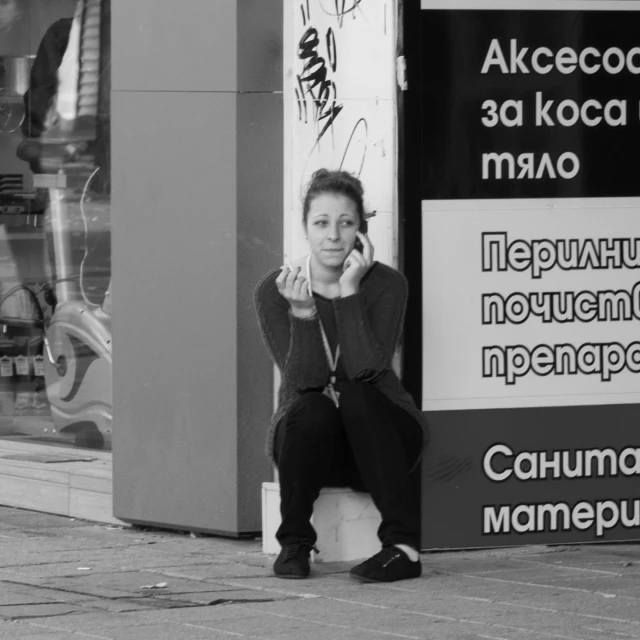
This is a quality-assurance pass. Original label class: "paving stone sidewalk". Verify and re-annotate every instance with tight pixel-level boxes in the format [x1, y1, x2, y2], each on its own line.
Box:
[0, 505, 638, 639]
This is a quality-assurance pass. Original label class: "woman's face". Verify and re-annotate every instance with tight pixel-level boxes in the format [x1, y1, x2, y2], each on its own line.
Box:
[305, 192, 360, 270]
[0, 0, 20, 31]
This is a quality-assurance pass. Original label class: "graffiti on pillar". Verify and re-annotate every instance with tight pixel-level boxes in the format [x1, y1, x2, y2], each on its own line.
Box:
[285, 0, 396, 265]
[294, 3, 371, 178]
[295, 22, 343, 143]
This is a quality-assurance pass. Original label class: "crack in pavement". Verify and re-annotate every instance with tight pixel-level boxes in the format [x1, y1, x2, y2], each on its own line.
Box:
[0, 577, 303, 622]
[2, 609, 84, 622]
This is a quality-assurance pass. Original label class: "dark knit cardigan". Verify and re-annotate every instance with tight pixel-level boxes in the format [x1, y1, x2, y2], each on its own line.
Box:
[254, 261, 428, 465]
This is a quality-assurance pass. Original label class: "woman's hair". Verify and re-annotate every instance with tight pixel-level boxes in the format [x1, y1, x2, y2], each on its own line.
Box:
[302, 169, 365, 226]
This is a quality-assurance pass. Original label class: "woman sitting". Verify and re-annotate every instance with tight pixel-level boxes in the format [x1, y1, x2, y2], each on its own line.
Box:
[254, 169, 427, 582]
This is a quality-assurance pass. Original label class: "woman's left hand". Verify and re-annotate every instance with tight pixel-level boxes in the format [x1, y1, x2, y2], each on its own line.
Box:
[339, 232, 374, 297]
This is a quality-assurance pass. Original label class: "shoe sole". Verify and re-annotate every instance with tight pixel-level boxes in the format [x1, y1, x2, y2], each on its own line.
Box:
[274, 573, 309, 579]
[349, 571, 422, 583]
[350, 572, 381, 583]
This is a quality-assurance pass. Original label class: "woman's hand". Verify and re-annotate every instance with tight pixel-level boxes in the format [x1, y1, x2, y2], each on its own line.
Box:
[340, 232, 374, 297]
[276, 264, 316, 318]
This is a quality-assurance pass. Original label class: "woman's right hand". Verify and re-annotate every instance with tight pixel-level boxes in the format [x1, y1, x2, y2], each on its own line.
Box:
[276, 264, 316, 318]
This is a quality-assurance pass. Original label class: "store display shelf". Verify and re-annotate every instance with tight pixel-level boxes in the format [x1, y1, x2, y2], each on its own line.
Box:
[0, 437, 120, 525]
[0, 214, 44, 229]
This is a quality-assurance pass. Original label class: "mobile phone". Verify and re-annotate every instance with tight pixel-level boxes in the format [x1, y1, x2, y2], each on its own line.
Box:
[355, 218, 368, 253]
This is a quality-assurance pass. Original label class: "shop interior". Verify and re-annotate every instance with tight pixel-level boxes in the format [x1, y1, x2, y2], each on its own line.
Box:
[0, 0, 111, 453]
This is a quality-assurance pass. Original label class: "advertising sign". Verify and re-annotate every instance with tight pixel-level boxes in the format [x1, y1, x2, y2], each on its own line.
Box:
[419, 0, 640, 548]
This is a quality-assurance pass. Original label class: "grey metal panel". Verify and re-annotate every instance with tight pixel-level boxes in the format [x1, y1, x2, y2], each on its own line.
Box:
[235, 91, 283, 531]
[237, 0, 283, 93]
[111, 90, 240, 532]
[112, 0, 237, 93]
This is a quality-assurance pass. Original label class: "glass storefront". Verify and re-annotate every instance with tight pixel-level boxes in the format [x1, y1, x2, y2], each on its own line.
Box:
[0, 0, 111, 451]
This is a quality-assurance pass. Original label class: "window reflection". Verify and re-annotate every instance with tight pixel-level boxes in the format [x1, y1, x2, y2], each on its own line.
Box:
[0, 0, 110, 450]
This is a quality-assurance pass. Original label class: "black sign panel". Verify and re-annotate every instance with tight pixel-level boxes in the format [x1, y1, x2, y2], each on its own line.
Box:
[422, 10, 640, 199]
[421, 404, 640, 550]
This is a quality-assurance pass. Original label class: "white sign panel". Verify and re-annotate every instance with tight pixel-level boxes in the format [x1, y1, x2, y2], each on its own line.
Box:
[423, 198, 640, 411]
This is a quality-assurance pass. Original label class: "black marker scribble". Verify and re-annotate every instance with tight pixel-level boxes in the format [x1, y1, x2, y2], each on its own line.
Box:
[297, 26, 343, 144]
[339, 117, 368, 177]
[295, 75, 308, 123]
[320, 0, 365, 28]
[326, 27, 337, 72]
[295, 1, 371, 192]
[300, 0, 311, 25]
[299, 117, 368, 202]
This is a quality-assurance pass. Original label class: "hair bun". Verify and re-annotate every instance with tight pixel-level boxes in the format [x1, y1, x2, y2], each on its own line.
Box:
[311, 168, 332, 181]
[309, 169, 363, 195]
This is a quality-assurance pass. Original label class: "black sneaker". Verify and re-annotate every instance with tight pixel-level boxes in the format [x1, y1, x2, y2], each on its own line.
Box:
[273, 542, 315, 579]
[350, 547, 422, 583]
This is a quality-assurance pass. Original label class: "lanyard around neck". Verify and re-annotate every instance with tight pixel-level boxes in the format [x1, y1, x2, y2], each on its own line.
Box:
[306, 254, 341, 376]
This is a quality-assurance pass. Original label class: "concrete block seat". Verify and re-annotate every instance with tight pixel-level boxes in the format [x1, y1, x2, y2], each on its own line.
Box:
[262, 481, 382, 562]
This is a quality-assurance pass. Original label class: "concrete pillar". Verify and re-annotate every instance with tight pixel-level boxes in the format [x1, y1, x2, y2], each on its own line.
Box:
[111, 0, 282, 534]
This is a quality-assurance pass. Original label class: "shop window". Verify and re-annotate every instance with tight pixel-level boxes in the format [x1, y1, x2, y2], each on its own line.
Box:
[0, 0, 111, 451]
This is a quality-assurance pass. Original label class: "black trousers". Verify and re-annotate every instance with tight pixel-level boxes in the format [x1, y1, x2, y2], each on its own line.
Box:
[274, 381, 424, 550]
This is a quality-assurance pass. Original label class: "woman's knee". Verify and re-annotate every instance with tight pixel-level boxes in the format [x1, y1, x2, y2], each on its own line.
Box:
[284, 392, 339, 438]
[338, 380, 381, 419]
